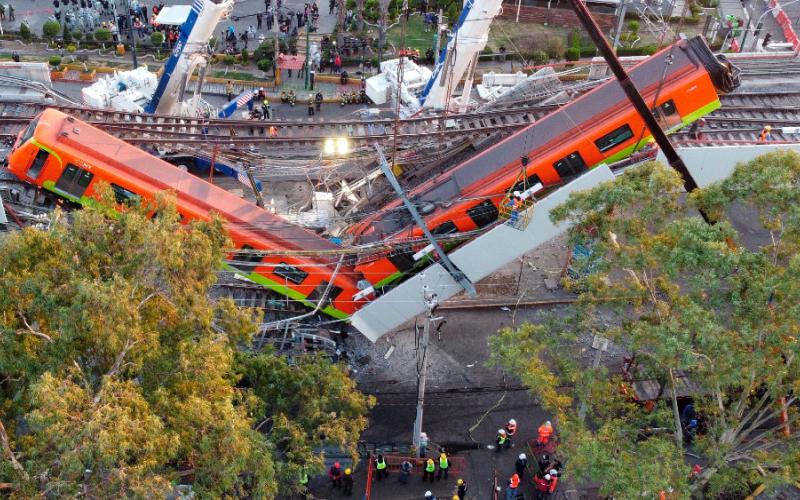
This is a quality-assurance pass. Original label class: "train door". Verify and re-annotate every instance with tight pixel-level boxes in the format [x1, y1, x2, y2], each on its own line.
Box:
[553, 152, 587, 179]
[27, 149, 49, 180]
[55, 164, 94, 199]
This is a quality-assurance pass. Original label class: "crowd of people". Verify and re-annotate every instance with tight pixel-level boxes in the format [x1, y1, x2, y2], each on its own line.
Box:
[495, 419, 562, 499]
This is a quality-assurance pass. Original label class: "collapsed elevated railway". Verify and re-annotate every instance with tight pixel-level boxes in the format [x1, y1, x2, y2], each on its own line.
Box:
[2, 38, 800, 340]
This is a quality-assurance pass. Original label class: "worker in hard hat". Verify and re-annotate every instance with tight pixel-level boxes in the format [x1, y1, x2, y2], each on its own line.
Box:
[759, 125, 774, 142]
[506, 192, 522, 226]
[425, 491, 436, 500]
[457, 478, 468, 499]
[308, 94, 316, 116]
[537, 420, 554, 445]
[505, 418, 517, 436]
[505, 473, 520, 500]
[515, 453, 528, 480]
[496, 428, 508, 452]
[423, 458, 436, 482]
[342, 467, 354, 495]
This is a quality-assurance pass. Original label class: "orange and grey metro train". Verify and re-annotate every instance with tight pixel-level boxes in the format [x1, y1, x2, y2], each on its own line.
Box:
[348, 36, 739, 290]
[5, 108, 368, 319]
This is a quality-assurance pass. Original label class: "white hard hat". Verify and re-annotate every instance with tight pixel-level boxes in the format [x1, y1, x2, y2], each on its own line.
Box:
[513, 191, 521, 197]
[549, 469, 558, 476]
[425, 491, 432, 497]
[519, 453, 526, 460]
[545, 421, 551, 426]
[259, 87, 264, 91]
[498, 429, 506, 434]
[544, 474, 551, 480]
[420, 432, 427, 438]
[509, 419, 516, 425]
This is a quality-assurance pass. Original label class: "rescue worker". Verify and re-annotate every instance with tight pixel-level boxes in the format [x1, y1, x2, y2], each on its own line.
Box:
[688, 118, 705, 140]
[419, 431, 429, 457]
[343, 467, 354, 495]
[496, 428, 508, 451]
[280, 90, 288, 103]
[328, 461, 343, 489]
[507, 193, 522, 226]
[288, 89, 296, 107]
[261, 97, 271, 120]
[436, 451, 449, 480]
[425, 491, 436, 500]
[399, 460, 412, 484]
[547, 469, 559, 494]
[505, 418, 517, 437]
[515, 453, 528, 480]
[506, 473, 520, 500]
[537, 420, 554, 445]
[268, 125, 278, 137]
[225, 80, 234, 102]
[759, 125, 774, 142]
[315, 90, 323, 112]
[533, 473, 551, 499]
[423, 458, 436, 482]
[457, 478, 467, 499]
[308, 94, 315, 116]
[375, 453, 388, 480]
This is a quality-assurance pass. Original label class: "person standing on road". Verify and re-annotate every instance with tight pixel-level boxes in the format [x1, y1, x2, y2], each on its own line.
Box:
[423, 458, 435, 483]
[307, 94, 315, 116]
[515, 453, 528, 481]
[505, 473, 520, 500]
[496, 429, 508, 451]
[537, 421, 554, 446]
[342, 467, 354, 495]
[225, 80, 234, 102]
[399, 460, 412, 484]
[328, 461, 343, 489]
[374, 454, 388, 480]
[8, 4, 13, 21]
[256, 12, 263, 29]
[0, 4, 5, 21]
[436, 451, 449, 480]
[457, 478, 467, 499]
[505, 418, 517, 438]
[315, 91, 323, 112]
[419, 431, 429, 457]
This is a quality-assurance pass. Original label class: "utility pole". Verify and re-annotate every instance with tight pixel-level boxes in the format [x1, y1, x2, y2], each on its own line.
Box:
[304, 22, 311, 89]
[374, 144, 476, 295]
[433, 8, 444, 56]
[566, 0, 704, 203]
[612, 0, 628, 50]
[412, 286, 441, 457]
[118, 0, 138, 69]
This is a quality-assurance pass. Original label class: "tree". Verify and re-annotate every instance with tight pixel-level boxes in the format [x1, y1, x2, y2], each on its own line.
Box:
[19, 22, 31, 42]
[42, 20, 61, 41]
[0, 188, 372, 497]
[489, 155, 800, 498]
[237, 351, 375, 496]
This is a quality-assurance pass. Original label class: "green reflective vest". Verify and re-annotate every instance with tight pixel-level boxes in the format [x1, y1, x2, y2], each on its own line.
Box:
[439, 456, 449, 469]
[425, 461, 435, 472]
[299, 471, 309, 485]
[376, 458, 386, 470]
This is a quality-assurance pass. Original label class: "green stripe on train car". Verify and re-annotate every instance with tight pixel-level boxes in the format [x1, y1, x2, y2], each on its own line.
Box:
[222, 264, 350, 320]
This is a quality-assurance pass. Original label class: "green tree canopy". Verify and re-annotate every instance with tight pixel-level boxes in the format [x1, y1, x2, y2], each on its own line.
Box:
[490, 153, 800, 498]
[0, 187, 372, 497]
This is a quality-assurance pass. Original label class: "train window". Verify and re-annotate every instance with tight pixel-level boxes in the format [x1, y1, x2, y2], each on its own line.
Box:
[307, 282, 344, 306]
[659, 100, 677, 116]
[553, 152, 587, 178]
[27, 149, 49, 180]
[388, 247, 416, 272]
[431, 220, 458, 235]
[19, 117, 39, 145]
[274, 262, 308, 284]
[467, 200, 500, 228]
[111, 184, 140, 205]
[594, 125, 634, 153]
[231, 244, 263, 274]
[512, 173, 542, 194]
[55, 164, 94, 199]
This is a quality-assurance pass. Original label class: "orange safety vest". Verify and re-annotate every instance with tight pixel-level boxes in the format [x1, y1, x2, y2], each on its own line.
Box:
[549, 476, 558, 493]
[509, 474, 520, 488]
[505, 422, 517, 436]
[759, 130, 771, 141]
[537, 423, 553, 443]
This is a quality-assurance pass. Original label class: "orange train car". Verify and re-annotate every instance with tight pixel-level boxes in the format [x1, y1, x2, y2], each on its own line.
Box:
[6, 108, 368, 318]
[348, 36, 739, 289]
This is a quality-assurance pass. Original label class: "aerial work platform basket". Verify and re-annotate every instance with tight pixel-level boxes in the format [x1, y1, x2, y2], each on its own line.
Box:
[498, 165, 543, 230]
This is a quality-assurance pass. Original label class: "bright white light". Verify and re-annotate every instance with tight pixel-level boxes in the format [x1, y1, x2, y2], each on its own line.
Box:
[336, 137, 350, 155]
[323, 138, 336, 155]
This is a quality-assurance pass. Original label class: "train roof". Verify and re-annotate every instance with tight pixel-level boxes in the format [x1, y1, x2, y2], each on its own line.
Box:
[38, 108, 339, 253]
[363, 37, 712, 241]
